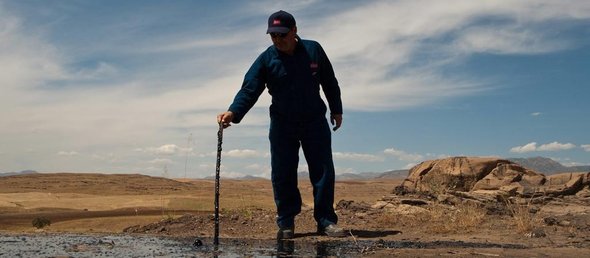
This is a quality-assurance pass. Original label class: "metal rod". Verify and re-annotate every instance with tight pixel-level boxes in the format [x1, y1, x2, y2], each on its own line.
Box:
[214, 122, 223, 246]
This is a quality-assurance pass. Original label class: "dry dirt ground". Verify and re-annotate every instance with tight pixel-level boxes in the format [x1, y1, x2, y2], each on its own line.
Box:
[1, 173, 590, 257]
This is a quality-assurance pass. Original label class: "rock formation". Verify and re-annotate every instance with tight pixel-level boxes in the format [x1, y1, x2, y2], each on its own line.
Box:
[399, 156, 589, 198]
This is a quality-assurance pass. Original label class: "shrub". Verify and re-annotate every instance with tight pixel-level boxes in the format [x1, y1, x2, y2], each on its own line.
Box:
[32, 217, 51, 229]
[504, 198, 538, 233]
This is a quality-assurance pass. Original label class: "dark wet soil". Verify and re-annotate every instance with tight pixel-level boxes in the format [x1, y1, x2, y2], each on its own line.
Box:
[0, 233, 194, 257]
[0, 233, 529, 257]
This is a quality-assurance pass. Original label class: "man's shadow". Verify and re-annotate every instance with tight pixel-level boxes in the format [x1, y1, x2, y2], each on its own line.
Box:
[349, 229, 403, 238]
[294, 229, 402, 238]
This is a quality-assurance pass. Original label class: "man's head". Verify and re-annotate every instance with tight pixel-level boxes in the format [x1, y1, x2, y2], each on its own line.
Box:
[267, 10, 297, 54]
[266, 10, 295, 34]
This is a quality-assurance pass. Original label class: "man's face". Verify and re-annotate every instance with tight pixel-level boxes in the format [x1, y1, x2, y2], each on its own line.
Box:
[270, 27, 297, 54]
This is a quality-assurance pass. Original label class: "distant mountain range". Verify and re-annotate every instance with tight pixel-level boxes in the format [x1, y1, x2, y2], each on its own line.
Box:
[508, 156, 590, 175]
[335, 170, 409, 180]
[201, 170, 409, 181]
[3, 157, 587, 180]
[0, 170, 38, 177]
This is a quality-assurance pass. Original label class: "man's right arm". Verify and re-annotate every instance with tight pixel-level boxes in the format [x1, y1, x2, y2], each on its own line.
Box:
[224, 54, 267, 125]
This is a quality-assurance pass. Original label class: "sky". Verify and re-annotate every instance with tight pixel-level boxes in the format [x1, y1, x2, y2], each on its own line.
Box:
[1, 0, 589, 179]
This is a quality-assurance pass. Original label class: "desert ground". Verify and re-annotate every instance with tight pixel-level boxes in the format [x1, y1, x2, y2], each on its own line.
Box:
[1, 172, 589, 257]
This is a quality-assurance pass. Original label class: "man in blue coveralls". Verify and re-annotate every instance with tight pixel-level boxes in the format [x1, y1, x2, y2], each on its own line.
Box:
[217, 10, 345, 239]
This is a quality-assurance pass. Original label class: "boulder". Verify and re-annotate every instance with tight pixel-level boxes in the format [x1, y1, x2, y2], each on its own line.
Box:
[472, 164, 546, 196]
[397, 156, 590, 198]
[539, 173, 587, 196]
[400, 157, 515, 193]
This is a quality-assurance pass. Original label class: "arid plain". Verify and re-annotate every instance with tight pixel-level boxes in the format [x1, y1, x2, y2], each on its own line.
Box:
[1, 172, 589, 257]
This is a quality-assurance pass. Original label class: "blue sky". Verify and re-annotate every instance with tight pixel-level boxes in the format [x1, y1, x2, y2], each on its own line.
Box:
[1, 0, 589, 178]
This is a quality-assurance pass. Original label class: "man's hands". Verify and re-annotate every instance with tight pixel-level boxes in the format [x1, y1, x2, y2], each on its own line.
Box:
[330, 114, 342, 131]
[217, 111, 234, 128]
[218, 111, 341, 131]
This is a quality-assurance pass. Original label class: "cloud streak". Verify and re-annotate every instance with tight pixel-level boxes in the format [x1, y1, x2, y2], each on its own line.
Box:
[333, 152, 384, 162]
[510, 141, 577, 153]
[383, 148, 425, 162]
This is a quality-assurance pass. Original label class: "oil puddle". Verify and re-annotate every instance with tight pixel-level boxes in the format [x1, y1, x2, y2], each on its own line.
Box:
[0, 234, 195, 257]
[188, 237, 527, 257]
[0, 234, 527, 257]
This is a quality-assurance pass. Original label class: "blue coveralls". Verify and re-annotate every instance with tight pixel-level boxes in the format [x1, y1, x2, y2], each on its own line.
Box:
[228, 36, 343, 229]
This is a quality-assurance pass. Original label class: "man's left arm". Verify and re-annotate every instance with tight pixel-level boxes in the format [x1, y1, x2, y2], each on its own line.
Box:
[317, 44, 343, 131]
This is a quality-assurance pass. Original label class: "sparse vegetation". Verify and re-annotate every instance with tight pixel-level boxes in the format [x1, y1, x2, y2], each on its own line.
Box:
[432, 201, 486, 233]
[504, 197, 540, 234]
[510, 205, 536, 233]
[376, 201, 486, 234]
[162, 211, 177, 220]
[32, 217, 51, 229]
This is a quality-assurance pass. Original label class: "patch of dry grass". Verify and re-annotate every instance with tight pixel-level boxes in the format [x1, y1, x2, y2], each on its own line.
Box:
[377, 202, 486, 234]
[427, 202, 486, 233]
[504, 198, 541, 234]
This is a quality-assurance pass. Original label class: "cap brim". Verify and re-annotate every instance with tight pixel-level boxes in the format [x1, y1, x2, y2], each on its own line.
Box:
[267, 27, 290, 34]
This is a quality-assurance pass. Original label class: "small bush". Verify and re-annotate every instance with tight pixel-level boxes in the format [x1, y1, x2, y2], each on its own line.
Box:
[32, 217, 51, 229]
[376, 201, 486, 234]
[502, 194, 544, 234]
[505, 199, 538, 233]
[427, 202, 486, 233]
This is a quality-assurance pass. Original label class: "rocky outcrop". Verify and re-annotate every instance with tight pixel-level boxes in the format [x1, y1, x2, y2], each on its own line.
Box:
[540, 173, 589, 196]
[472, 163, 545, 196]
[399, 156, 589, 198]
[401, 157, 514, 193]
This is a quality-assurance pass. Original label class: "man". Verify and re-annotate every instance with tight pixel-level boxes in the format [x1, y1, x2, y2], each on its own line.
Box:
[217, 10, 345, 239]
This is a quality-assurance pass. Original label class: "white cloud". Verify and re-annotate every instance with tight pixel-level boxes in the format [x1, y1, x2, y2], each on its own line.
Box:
[224, 149, 267, 158]
[538, 142, 576, 151]
[251, 164, 272, 179]
[0, 6, 66, 94]
[335, 167, 358, 175]
[245, 164, 263, 170]
[73, 61, 119, 80]
[57, 151, 79, 156]
[148, 158, 173, 165]
[510, 141, 576, 153]
[531, 112, 542, 116]
[453, 24, 568, 55]
[135, 144, 193, 156]
[306, 0, 590, 111]
[383, 148, 424, 162]
[333, 152, 384, 162]
[153, 144, 180, 155]
[205, 171, 247, 179]
[510, 142, 538, 153]
[90, 153, 119, 164]
[404, 163, 419, 170]
[582, 144, 590, 152]
[198, 151, 217, 158]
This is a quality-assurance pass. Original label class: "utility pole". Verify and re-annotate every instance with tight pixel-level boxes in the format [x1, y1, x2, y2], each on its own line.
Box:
[184, 133, 193, 179]
[162, 164, 169, 179]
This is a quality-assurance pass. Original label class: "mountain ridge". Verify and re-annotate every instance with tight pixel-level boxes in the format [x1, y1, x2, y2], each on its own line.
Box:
[508, 156, 590, 175]
[3, 157, 587, 180]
